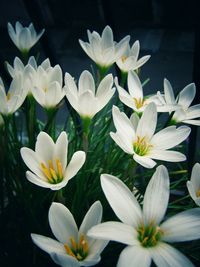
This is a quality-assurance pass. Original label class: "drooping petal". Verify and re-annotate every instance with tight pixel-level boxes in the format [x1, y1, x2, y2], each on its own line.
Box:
[117, 245, 151, 267]
[64, 151, 86, 180]
[100, 174, 142, 226]
[31, 234, 65, 254]
[151, 242, 195, 267]
[79, 201, 102, 236]
[161, 208, 200, 242]
[133, 154, 157, 169]
[151, 126, 191, 150]
[143, 165, 169, 225]
[48, 202, 78, 244]
[149, 150, 186, 162]
[88, 221, 138, 245]
[50, 252, 79, 267]
[20, 147, 44, 178]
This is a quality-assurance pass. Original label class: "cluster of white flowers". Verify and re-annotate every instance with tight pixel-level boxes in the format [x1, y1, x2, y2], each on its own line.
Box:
[2, 22, 200, 267]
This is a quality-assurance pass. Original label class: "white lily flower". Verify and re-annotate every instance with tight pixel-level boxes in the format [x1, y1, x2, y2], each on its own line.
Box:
[88, 166, 200, 267]
[110, 103, 190, 168]
[31, 201, 108, 267]
[115, 71, 177, 113]
[79, 25, 130, 68]
[116, 41, 150, 73]
[7, 21, 45, 53]
[65, 70, 115, 119]
[159, 79, 200, 125]
[20, 131, 86, 190]
[187, 163, 200, 206]
[32, 64, 65, 108]
[0, 75, 26, 115]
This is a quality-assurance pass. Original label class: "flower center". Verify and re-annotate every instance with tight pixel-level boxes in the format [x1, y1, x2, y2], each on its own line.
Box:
[133, 136, 152, 156]
[64, 234, 89, 261]
[133, 97, 145, 109]
[6, 92, 11, 101]
[121, 55, 128, 63]
[137, 224, 163, 248]
[40, 159, 63, 184]
[196, 189, 200, 197]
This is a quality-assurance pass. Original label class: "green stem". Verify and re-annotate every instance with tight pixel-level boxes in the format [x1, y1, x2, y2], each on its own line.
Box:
[81, 117, 91, 153]
[97, 65, 110, 82]
[45, 108, 57, 140]
[26, 95, 36, 148]
[120, 71, 128, 88]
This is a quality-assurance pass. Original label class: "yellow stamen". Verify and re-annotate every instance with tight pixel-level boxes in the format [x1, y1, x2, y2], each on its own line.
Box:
[133, 97, 145, 109]
[121, 55, 127, 63]
[64, 234, 89, 261]
[70, 237, 77, 251]
[56, 159, 63, 178]
[40, 159, 63, 183]
[41, 162, 52, 181]
[196, 189, 200, 197]
[133, 136, 153, 156]
[6, 92, 11, 101]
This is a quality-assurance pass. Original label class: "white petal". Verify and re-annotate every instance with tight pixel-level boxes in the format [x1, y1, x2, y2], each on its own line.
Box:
[133, 154, 157, 169]
[101, 25, 114, 50]
[178, 83, 196, 109]
[136, 55, 151, 69]
[96, 73, 113, 97]
[20, 147, 44, 178]
[164, 78, 176, 104]
[48, 202, 78, 244]
[31, 234, 65, 254]
[110, 132, 133, 154]
[161, 208, 200, 242]
[143, 165, 169, 225]
[100, 174, 142, 226]
[117, 245, 151, 267]
[136, 103, 157, 140]
[26, 171, 51, 188]
[116, 81, 136, 110]
[183, 119, 200, 126]
[78, 90, 97, 117]
[78, 70, 95, 95]
[127, 70, 143, 99]
[130, 40, 140, 60]
[35, 131, 55, 163]
[64, 151, 86, 180]
[18, 28, 32, 50]
[151, 126, 191, 150]
[79, 201, 102, 236]
[54, 131, 68, 170]
[50, 252, 79, 267]
[130, 113, 139, 130]
[187, 181, 200, 206]
[89, 239, 108, 256]
[149, 150, 186, 162]
[88, 221, 138, 245]
[152, 242, 195, 267]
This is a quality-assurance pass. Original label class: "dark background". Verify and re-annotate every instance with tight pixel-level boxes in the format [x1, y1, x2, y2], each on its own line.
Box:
[0, 0, 199, 266]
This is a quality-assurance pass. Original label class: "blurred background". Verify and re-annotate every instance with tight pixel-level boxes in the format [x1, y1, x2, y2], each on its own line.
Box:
[0, 0, 199, 266]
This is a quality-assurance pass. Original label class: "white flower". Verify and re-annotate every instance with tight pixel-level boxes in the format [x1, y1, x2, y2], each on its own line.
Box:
[79, 25, 130, 68]
[115, 71, 177, 113]
[187, 163, 200, 206]
[20, 131, 86, 190]
[116, 41, 150, 72]
[159, 79, 200, 125]
[7, 21, 45, 53]
[32, 64, 65, 108]
[0, 75, 26, 115]
[65, 70, 115, 118]
[31, 201, 108, 267]
[88, 166, 200, 267]
[110, 103, 190, 168]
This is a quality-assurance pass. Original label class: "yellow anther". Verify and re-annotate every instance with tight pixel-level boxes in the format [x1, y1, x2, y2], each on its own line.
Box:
[41, 162, 52, 181]
[196, 189, 200, 197]
[70, 237, 77, 251]
[50, 168, 57, 180]
[56, 159, 63, 178]
[64, 244, 76, 258]
[133, 97, 145, 109]
[6, 92, 11, 101]
[48, 160, 54, 170]
[121, 55, 127, 63]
